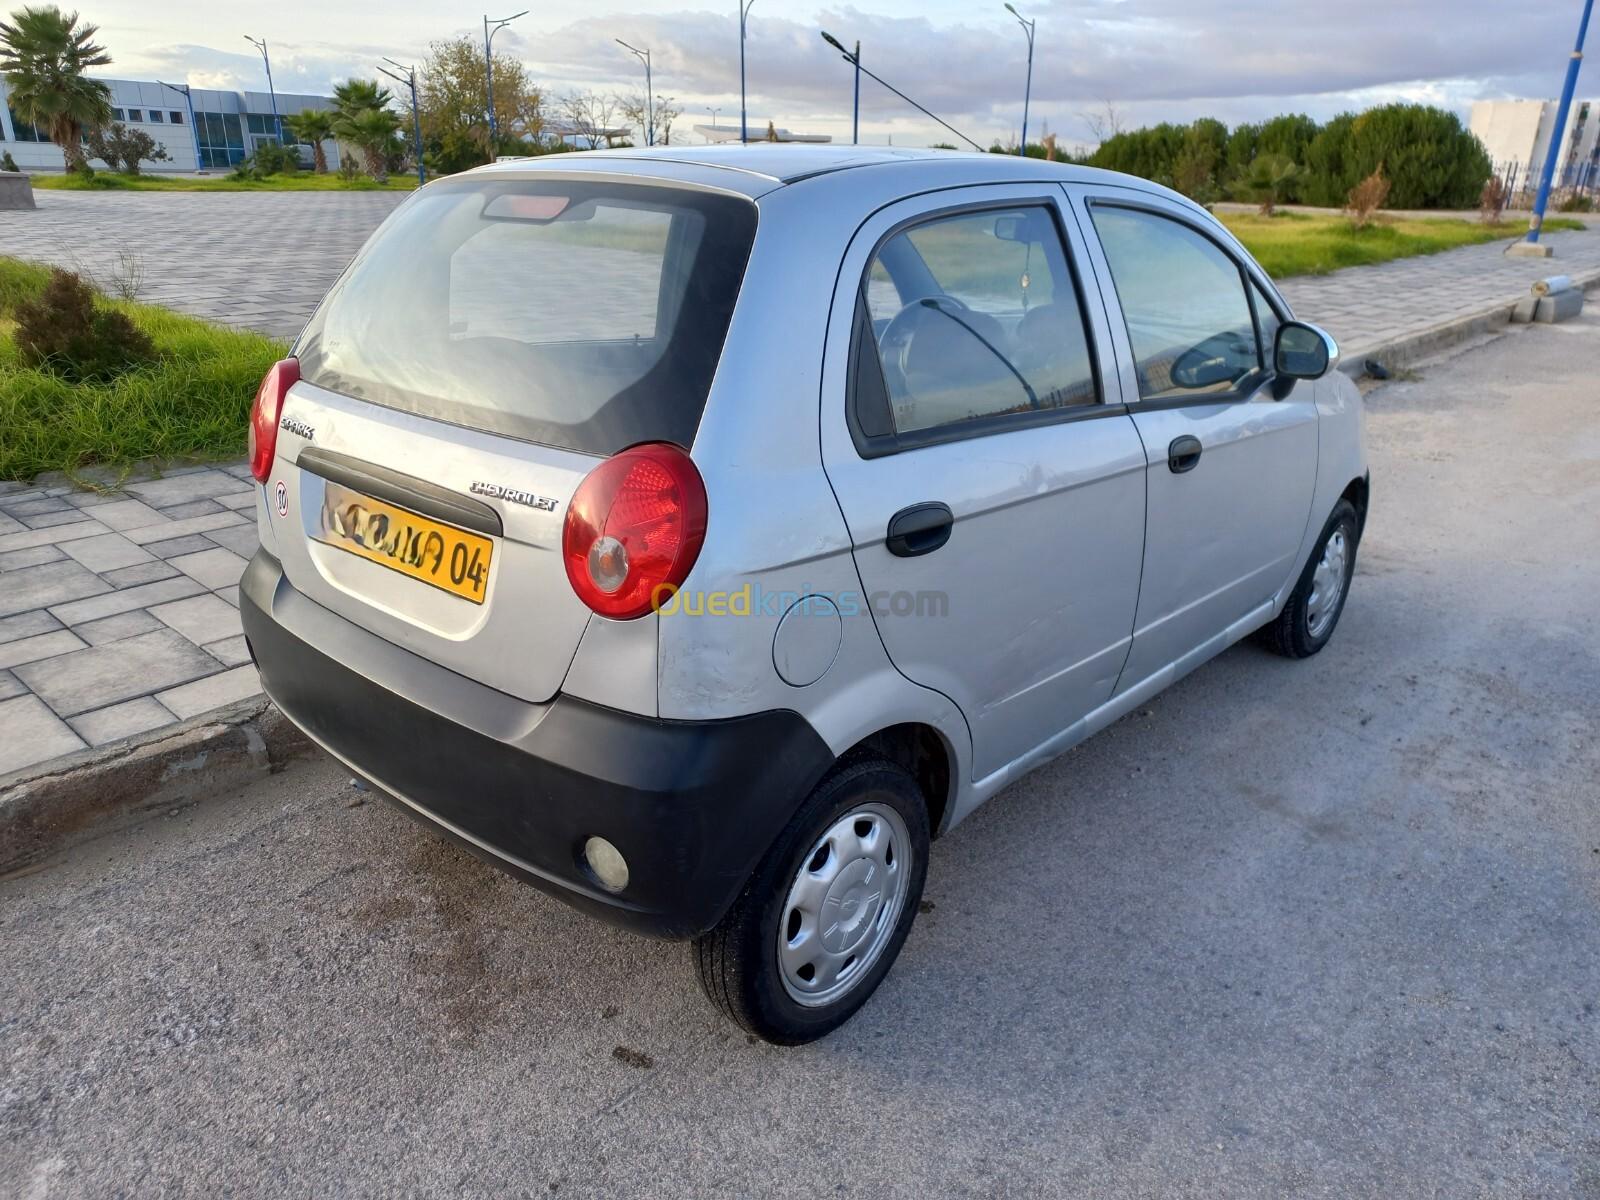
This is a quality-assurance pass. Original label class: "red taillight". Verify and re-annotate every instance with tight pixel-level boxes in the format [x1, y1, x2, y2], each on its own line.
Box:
[248, 357, 299, 483]
[562, 443, 708, 620]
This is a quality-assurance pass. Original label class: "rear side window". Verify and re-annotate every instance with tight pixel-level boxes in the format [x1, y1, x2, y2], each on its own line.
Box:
[295, 179, 757, 456]
[1090, 205, 1263, 401]
[856, 205, 1098, 444]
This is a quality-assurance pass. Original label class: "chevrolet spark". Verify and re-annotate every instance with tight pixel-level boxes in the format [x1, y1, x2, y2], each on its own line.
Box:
[241, 146, 1368, 1045]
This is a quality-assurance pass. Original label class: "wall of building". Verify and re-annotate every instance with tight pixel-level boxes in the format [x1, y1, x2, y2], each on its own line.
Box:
[1, 77, 341, 174]
[1471, 98, 1600, 191]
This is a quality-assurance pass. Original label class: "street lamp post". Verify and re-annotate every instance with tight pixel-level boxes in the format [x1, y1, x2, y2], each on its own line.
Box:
[243, 36, 280, 142]
[820, 31, 984, 151]
[483, 10, 528, 156]
[1525, 0, 1594, 248]
[1004, 3, 1035, 156]
[851, 40, 860, 145]
[707, 106, 721, 142]
[616, 39, 654, 146]
[378, 58, 425, 187]
[157, 80, 202, 171]
[739, 0, 755, 144]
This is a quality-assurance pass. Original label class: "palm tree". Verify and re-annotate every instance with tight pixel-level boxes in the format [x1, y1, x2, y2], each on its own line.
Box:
[0, 5, 113, 172]
[331, 78, 391, 122]
[284, 108, 334, 173]
[338, 106, 402, 182]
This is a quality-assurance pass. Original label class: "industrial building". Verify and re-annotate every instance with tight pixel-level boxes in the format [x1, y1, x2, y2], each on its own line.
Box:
[1, 77, 341, 174]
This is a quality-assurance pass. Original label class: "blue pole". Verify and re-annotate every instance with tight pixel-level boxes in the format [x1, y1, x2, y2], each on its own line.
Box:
[1019, 24, 1033, 155]
[739, 1, 749, 144]
[484, 16, 497, 149]
[1527, 0, 1594, 244]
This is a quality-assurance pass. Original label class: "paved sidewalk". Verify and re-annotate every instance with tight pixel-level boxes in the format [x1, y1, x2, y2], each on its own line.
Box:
[0, 466, 261, 777]
[0, 190, 406, 340]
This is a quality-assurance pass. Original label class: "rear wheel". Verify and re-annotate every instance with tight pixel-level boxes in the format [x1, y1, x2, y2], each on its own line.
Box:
[693, 757, 929, 1045]
[1258, 498, 1359, 659]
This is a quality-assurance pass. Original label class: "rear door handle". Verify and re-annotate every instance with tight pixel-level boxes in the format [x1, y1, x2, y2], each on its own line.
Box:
[1168, 435, 1203, 474]
[886, 502, 954, 557]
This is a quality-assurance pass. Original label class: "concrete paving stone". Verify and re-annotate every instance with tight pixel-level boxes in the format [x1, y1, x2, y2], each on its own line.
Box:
[157, 664, 262, 720]
[126, 470, 253, 509]
[141, 533, 221, 560]
[101, 560, 180, 588]
[19, 507, 101, 530]
[0, 629, 87, 670]
[0, 610, 63, 644]
[76, 609, 163, 646]
[0, 544, 67, 572]
[60, 532, 156, 574]
[47, 575, 206, 626]
[150, 594, 242, 646]
[0, 560, 112, 619]
[222, 463, 256, 481]
[0, 490, 50, 506]
[88, 499, 170, 531]
[0, 513, 25, 538]
[123, 511, 248, 546]
[63, 489, 124, 509]
[0, 520, 112, 555]
[0, 669, 22, 700]
[15, 629, 223, 717]
[219, 491, 259, 511]
[213, 586, 240, 609]
[203, 635, 252, 667]
[159, 499, 226, 520]
[68, 696, 178, 747]
[168, 547, 249, 590]
[0, 694, 86, 775]
[204, 524, 260, 559]
[0, 496, 72, 518]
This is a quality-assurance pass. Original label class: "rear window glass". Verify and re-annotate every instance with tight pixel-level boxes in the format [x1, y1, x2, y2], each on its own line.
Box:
[295, 178, 757, 456]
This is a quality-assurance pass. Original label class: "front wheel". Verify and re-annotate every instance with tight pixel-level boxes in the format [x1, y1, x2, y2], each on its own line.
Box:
[1257, 498, 1359, 659]
[693, 757, 929, 1045]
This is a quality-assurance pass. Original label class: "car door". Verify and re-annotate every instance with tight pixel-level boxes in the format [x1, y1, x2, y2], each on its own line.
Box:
[819, 187, 1148, 781]
[1064, 186, 1319, 689]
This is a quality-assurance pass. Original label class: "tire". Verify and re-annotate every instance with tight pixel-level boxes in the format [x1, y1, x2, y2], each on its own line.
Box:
[1257, 498, 1359, 659]
[693, 757, 929, 1045]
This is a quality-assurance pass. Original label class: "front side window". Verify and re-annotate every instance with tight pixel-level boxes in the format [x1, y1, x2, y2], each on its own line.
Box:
[1091, 206, 1262, 401]
[858, 206, 1097, 439]
[296, 179, 757, 456]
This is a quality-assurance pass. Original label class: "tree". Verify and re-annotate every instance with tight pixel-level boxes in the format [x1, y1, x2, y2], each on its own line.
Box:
[1241, 153, 1303, 216]
[84, 121, 167, 174]
[1081, 99, 1125, 146]
[0, 5, 112, 172]
[559, 90, 624, 148]
[284, 108, 333, 172]
[1172, 117, 1227, 202]
[417, 35, 543, 173]
[619, 91, 681, 147]
[330, 79, 402, 181]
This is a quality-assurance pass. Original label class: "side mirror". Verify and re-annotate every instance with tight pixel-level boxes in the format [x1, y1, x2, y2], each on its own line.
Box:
[1274, 321, 1338, 380]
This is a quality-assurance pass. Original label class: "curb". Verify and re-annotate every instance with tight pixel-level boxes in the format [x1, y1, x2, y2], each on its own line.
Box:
[1340, 267, 1600, 378]
[0, 695, 312, 875]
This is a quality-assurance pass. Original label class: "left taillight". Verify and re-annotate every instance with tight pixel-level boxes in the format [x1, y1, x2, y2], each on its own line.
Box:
[248, 357, 300, 483]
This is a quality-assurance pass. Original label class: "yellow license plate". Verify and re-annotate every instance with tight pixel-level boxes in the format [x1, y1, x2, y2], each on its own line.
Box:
[317, 482, 494, 604]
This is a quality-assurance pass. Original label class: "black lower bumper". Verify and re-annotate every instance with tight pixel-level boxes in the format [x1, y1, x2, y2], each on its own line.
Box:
[239, 550, 834, 938]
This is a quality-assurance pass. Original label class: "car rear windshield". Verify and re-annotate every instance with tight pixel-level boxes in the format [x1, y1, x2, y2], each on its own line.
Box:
[294, 177, 758, 456]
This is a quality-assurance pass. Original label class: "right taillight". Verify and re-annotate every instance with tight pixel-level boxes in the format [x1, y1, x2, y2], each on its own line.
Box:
[562, 443, 708, 620]
[248, 357, 299, 483]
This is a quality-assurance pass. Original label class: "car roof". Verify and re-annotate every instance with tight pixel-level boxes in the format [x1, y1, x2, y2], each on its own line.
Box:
[472, 144, 1170, 201]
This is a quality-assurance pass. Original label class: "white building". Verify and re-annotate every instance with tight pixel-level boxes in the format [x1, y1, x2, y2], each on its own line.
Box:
[1, 77, 341, 174]
[1470, 98, 1600, 192]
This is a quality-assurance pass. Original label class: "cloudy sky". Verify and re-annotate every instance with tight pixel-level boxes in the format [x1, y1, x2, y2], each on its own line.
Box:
[81, 0, 1592, 148]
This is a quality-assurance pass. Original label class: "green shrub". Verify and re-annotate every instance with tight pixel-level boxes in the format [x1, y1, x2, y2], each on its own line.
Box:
[1, 150, 17, 172]
[12, 268, 156, 382]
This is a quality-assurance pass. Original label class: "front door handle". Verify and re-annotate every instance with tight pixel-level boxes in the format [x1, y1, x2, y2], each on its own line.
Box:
[1168, 435, 1203, 474]
[886, 502, 953, 557]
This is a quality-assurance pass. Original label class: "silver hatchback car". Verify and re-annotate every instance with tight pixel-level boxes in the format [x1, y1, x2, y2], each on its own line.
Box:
[241, 146, 1368, 1044]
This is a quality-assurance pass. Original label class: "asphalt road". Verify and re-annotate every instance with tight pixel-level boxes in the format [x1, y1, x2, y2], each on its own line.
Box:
[5, 314, 1599, 1198]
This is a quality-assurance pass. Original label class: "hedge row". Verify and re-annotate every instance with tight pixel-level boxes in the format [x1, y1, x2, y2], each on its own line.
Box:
[1081, 104, 1492, 210]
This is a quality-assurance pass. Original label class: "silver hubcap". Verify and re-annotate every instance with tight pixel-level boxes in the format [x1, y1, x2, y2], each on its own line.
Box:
[778, 802, 912, 1007]
[1306, 527, 1349, 639]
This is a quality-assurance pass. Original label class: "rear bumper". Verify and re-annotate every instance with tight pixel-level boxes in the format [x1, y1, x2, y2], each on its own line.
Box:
[239, 550, 834, 938]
